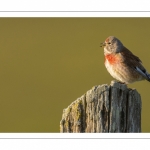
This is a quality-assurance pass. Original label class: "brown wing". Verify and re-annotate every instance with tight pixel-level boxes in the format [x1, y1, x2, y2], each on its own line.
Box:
[120, 46, 142, 64]
[120, 46, 150, 81]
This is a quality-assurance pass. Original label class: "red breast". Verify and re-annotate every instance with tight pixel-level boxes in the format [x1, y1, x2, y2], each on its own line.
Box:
[105, 54, 118, 65]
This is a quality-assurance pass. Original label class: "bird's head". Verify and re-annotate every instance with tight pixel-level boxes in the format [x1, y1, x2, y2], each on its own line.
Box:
[100, 36, 124, 55]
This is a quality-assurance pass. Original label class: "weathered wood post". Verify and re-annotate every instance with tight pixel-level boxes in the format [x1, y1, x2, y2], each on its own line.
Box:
[60, 80, 141, 133]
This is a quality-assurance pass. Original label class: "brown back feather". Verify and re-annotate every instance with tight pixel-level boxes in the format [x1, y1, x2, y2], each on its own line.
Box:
[120, 46, 145, 71]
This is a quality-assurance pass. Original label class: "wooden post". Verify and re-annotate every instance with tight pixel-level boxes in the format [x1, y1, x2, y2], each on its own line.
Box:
[60, 80, 141, 133]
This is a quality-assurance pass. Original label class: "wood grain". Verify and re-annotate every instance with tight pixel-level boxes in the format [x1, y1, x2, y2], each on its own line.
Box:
[60, 81, 141, 133]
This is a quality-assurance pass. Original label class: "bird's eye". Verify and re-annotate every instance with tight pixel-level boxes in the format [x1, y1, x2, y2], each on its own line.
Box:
[108, 42, 111, 45]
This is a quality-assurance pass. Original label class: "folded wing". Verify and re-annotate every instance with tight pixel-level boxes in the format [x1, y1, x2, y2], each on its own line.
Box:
[120, 47, 150, 82]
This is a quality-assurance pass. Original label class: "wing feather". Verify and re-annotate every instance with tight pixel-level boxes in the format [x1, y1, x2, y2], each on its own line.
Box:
[120, 47, 150, 81]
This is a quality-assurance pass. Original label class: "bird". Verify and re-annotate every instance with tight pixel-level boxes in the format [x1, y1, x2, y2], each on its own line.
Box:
[100, 36, 150, 84]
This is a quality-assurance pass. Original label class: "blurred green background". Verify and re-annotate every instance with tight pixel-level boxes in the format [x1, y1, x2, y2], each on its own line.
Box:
[0, 18, 150, 132]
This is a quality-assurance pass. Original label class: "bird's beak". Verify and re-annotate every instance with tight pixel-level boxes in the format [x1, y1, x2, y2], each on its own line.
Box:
[100, 42, 106, 47]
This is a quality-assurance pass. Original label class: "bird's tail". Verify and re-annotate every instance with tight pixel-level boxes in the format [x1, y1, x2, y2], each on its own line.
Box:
[146, 74, 150, 82]
[135, 67, 150, 82]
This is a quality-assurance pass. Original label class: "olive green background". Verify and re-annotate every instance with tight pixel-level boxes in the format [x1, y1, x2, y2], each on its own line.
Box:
[0, 18, 150, 132]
